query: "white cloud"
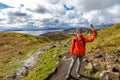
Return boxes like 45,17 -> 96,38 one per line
107,5 -> 120,17
75,0 -> 120,12
82,4 -> 120,24
0,0 -> 120,30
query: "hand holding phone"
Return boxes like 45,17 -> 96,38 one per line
90,24 -> 94,28
90,24 -> 95,30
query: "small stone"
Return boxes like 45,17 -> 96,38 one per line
93,64 -> 104,71
116,58 -> 120,64
85,63 -> 92,70
112,66 -> 120,73
99,72 -> 109,80
94,54 -> 103,58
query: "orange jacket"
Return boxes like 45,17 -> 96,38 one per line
70,30 -> 97,56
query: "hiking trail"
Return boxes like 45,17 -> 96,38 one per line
5,44 -> 52,80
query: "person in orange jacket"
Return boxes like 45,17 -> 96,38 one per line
66,24 -> 97,79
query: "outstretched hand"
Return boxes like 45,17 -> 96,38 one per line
90,24 -> 95,30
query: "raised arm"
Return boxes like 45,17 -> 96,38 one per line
84,24 -> 97,42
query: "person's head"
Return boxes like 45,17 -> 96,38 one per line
76,28 -> 83,37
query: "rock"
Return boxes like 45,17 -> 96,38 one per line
116,58 -> 120,64
51,45 -> 56,48
85,63 -> 93,70
6,72 -> 17,80
99,72 -> 109,80
94,54 -> 103,58
99,71 -> 120,80
22,66 -> 29,77
108,72 -> 119,80
112,66 -> 120,73
62,56 -> 67,60
114,47 -> 120,53
93,64 -> 104,72
84,59 -> 90,63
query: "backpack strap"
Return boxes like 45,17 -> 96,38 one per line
81,35 -> 86,46
73,39 -> 76,44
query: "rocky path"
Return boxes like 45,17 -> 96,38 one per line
5,44 -> 52,80
46,47 -> 120,80
46,54 -> 94,80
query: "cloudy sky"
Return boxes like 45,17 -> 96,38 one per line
0,0 -> 120,29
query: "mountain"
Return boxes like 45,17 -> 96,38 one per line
1,23 -> 114,32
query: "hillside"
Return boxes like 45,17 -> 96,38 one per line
0,31 -> 71,80
0,32 -> 51,79
0,23 -> 120,80
24,23 -> 120,80
46,24 -> 120,80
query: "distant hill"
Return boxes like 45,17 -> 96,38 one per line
1,24 -> 113,32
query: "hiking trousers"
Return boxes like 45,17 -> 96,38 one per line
67,55 -> 84,75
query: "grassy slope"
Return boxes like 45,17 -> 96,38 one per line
0,23 -> 120,79
24,39 -> 71,80
86,23 -> 120,53
0,32 -> 50,77
24,23 -> 120,80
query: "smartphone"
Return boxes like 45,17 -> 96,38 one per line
90,24 -> 94,28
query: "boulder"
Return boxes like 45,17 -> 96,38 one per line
116,58 -> 120,64
108,72 -> 119,80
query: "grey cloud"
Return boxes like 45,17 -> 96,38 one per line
6,11 -> 31,25
35,5 -> 49,14
79,0 -> 120,12
27,3 -> 66,16
27,5 -> 49,14
0,18 -> 6,21
49,0 -> 60,4
7,11 -> 28,17
41,18 -> 60,26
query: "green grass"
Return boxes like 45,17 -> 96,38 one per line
24,48 -> 65,80
0,32 -> 49,78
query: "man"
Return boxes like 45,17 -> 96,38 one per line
66,24 -> 97,79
